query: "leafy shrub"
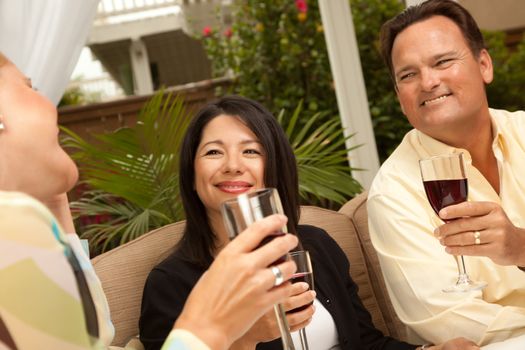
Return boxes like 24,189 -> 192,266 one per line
202,0 -> 525,162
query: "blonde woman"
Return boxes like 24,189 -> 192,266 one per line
0,53 -> 298,350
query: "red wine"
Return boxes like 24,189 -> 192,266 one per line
287,272 -> 314,313
423,179 -> 468,215
257,231 -> 287,265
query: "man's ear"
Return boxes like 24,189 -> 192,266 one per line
478,48 -> 493,84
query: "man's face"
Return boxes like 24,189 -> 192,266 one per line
391,15 -> 493,142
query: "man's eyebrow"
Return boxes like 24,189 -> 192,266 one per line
394,50 -> 458,77
394,64 -> 414,78
432,50 -> 457,61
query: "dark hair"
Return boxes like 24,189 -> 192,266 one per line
380,0 -> 485,84
176,95 -> 300,267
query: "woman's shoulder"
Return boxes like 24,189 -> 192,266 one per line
298,225 -> 347,258
297,224 -> 350,275
0,191 -> 54,222
147,250 -> 206,284
0,191 -> 65,247
297,224 -> 339,248
142,250 -> 207,308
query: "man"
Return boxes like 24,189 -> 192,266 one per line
367,0 -> 525,346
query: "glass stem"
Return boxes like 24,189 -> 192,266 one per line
458,255 -> 467,276
299,328 -> 309,350
274,304 -> 295,350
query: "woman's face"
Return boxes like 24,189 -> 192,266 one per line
194,114 -> 265,221
0,60 -> 78,201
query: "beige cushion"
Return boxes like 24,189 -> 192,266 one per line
93,201 -> 395,346
339,191 -> 408,341
92,221 -> 186,346
300,206 -> 389,336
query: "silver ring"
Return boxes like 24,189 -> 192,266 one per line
271,266 -> 284,286
474,231 -> 481,245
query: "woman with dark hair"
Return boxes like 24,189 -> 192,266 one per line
176,95 -> 300,267
139,95 -> 475,350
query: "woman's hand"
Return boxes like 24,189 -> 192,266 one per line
174,214 -> 299,350
232,281 -> 316,348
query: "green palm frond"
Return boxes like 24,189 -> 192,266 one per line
66,94 -> 362,255
278,101 -> 362,204
62,91 -> 190,254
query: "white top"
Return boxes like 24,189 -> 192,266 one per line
291,298 -> 340,350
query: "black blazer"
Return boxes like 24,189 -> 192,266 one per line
139,225 -> 417,350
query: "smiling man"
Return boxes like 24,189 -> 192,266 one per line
367,0 -> 525,347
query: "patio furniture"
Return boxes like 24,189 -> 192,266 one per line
92,191 -> 407,348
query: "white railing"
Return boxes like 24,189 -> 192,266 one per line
68,74 -> 126,102
97,0 -> 179,18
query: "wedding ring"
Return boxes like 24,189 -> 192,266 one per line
474,231 -> 481,245
271,266 -> 284,287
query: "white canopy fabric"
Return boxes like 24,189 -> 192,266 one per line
0,0 -> 99,105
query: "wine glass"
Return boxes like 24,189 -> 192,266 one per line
221,188 -> 296,350
288,250 -> 314,350
419,153 -> 487,293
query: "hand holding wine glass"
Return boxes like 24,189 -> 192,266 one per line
175,214 -> 299,350
435,200 -> 525,267
419,153 -> 487,293
221,188 -> 298,350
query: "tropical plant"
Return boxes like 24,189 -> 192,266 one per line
59,84 -> 101,107
201,0 -> 408,162
485,31 -> 525,111
202,0 -> 337,125
279,101 -> 361,204
202,0 -> 525,162
62,92 -> 191,254
64,92 -> 361,255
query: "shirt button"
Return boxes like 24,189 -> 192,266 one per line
326,299 -> 331,304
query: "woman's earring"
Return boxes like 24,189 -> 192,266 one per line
0,116 -> 4,131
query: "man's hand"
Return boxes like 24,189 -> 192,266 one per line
430,337 -> 479,350
435,201 -> 525,266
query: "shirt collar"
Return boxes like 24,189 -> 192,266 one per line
489,110 -> 508,162
415,109 -> 508,163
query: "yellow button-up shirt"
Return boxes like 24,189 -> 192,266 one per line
368,108 -> 525,346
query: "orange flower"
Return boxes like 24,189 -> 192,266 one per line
255,22 -> 264,32
297,12 -> 307,22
